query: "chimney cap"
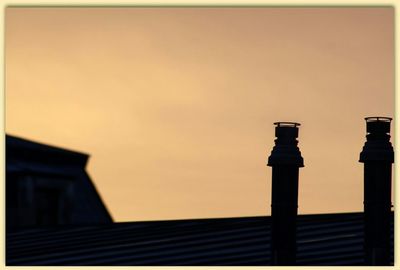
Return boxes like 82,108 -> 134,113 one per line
273,122 -> 301,127
365,117 -> 392,123
360,116 -> 394,163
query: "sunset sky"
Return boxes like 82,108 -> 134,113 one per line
5,7 -> 394,222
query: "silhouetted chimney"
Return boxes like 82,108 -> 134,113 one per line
267,122 -> 304,265
359,117 -> 394,266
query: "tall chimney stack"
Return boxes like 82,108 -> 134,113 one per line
359,117 -> 394,266
267,122 -> 304,265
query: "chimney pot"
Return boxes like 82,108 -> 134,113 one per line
267,121 -> 304,265
359,116 -> 394,266
268,122 -> 304,167
365,117 -> 391,135
360,117 -> 394,163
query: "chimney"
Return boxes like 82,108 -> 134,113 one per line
267,122 -> 304,265
359,117 -> 394,265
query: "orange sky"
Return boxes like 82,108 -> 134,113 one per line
5,7 -> 394,222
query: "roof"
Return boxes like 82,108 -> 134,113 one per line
6,134 -> 89,169
6,212 -> 394,266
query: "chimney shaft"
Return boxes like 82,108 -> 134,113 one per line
267,122 -> 304,266
359,117 -> 394,266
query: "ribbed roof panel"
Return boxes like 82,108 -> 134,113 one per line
6,212 -> 394,266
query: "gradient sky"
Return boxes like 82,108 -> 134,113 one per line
5,7 -> 394,222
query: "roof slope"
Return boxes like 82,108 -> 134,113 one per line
6,134 -> 89,168
6,212 -> 394,266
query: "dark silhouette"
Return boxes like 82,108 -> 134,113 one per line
267,122 -> 304,265
359,117 -> 394,265
6,134 -> 112,230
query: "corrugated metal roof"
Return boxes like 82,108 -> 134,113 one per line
6,212 -> 394,266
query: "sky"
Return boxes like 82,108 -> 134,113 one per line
5,7 -> 394,222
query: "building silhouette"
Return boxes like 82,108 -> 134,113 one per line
5,118 -> 394,266
6,135 -> 112,230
